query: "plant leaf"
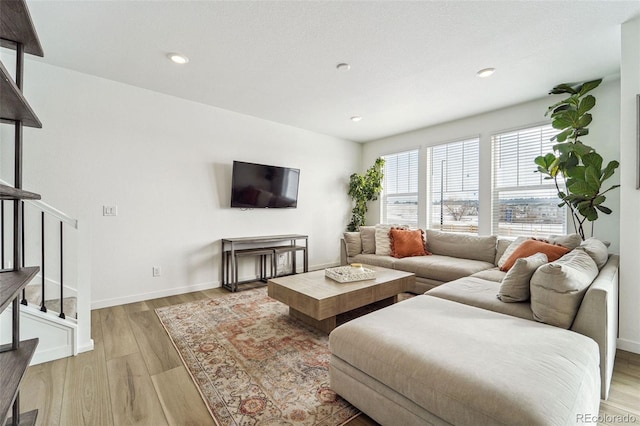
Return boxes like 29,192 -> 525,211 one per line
601,161 -> 620,181
578,95 -> 596,115
581,152 -> 603,171
550,83 -> 578,95
578,79 -> 603,96
596,205 -> 612,214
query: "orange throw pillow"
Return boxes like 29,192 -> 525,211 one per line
390,228 -> 430,258
500,239 -> 570,272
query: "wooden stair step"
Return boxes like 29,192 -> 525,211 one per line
0,0 -> 43,56
0,62 -> 42,128
0,184 -> 40,201
4,409 -> 37,426
0,267 -> 39,313
0,339 -> 39,426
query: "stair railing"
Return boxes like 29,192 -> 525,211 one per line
0,192 -> 78,320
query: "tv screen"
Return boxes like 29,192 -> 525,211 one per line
230,161 -> 300,208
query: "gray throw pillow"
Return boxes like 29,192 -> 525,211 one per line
530,248 -> 598,329
497,252 -> 548,302
343,232 -> 362,257
360,226 -> 376,254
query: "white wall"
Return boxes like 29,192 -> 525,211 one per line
4,60 -> 360,308
619,16 -> 640,354
362,79 -> 621,252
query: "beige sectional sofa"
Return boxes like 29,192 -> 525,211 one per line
331,227 -> 619,425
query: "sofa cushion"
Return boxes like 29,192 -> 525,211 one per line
350,253 -> 398,269
425,230 -> 497,263
580,238 -> 609,269
548,233 -> 582,250
500,239 -> 569,272
494,238 -> 513,266
360,226 -> 376,254
394,255 -> 494,283
530,248 -> 599,329
330,295 -> 600,426
470,267 -> 506,282
426,277 -> 534,321
498,252 -> 548,302
343,232 -> 362,257
390,228 -> 429,258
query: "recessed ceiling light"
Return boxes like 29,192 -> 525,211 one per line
476,67 -> 496,78
350,116 -> 363,122
336,63 -> 351,71
168,53 -> 189,64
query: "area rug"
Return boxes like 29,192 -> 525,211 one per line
155,287 -> 360,426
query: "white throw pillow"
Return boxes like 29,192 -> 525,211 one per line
579,238 -> 609,269
497,236 -> 528,269
530,248 -> 598,329
498,252 -> 548,302
374,224 -> 394,256
547,233 -> 582,250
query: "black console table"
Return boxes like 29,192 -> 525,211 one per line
221,234 -> 308,292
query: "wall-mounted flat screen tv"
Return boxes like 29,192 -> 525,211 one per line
230,161 -> 300,208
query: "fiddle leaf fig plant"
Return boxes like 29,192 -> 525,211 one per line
347,158 -> 385,231
534,78 -> 619,240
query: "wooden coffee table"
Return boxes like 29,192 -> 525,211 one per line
267,265 -> 415,333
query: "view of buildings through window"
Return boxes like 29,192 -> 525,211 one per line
428,138 -> 479,234
492,124 -> 566,237
380,124 -> 566,237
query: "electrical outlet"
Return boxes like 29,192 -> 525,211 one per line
152,266 -> 161,277
103,205 -> 118,216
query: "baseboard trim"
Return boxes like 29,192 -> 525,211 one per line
77,339 -> 94,354
617,338 -> 640,354
91,281 -> 220,310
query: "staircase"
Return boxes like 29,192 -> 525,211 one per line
0,2 -> 84,425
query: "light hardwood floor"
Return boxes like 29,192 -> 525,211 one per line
20,288 -> 640,426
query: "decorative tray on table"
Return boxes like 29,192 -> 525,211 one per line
325,264 -> 376,283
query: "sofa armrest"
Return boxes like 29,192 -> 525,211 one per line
571,254 -> 619,400
340,238 -> 348,266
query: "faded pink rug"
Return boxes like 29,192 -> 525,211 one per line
155,287 -> 360,426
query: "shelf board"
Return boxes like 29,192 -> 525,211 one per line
0,267 -> 39,313
0,339 -> 39,426
0,0 -> 43,57
0,61 -> 41,128
4,409 -> 38,426
0,184 -> 40,201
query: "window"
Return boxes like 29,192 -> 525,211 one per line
381,149 -> 419,227
427,138 -> 479,234
492,124 -> 566,237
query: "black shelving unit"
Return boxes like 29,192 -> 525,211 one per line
0,1 -> 44,424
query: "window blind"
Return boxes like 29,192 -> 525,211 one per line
428,138 -> 479,234
381,149 -> 419,227
491,124 -> 566,237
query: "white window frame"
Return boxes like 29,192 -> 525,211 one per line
426,137 -> 480,234
491,123 -> 567,238
380,149 -> 420,227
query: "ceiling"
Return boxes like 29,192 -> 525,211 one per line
25,1 -> 640,143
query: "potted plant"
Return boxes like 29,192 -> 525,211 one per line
347,158 -> 385,231
535,78 -> 619,240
